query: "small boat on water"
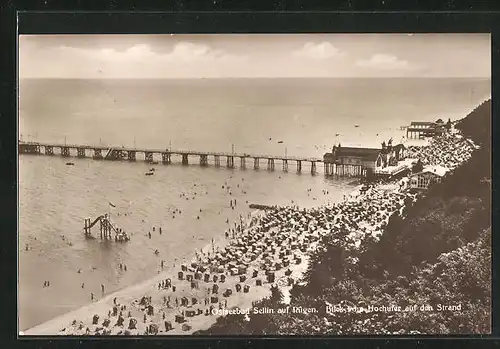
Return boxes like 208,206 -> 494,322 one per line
149,168 -> 156,172
354,125 -> 359,128
65,162 -> 75,166
277,140 -> 283,144
145,172 -> 154,176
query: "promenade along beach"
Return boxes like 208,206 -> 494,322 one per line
19,77 -> 490,335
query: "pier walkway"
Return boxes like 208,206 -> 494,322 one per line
19,140 -> 325,174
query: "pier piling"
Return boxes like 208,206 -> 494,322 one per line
61,147 -> 70,157
254,158 -> 260,170
162,152 -> 171,164
200,154 -> 208,166
267,159 -> 275,171
214,155 -> 220,167
93,149 -> 103,159
77,148 -> 86,158
182,154 -> 189,165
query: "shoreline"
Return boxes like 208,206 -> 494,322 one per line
22,178 -> 387,336
23,209 -> 281,336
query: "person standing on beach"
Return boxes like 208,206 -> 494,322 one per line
101,284 -> 105,294
91,292 -> 94,301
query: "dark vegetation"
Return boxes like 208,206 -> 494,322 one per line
197,100 -> 491,335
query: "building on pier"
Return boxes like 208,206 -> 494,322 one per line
393,143 -> 407,161
406,120 -> 448,139
323,144 -> 381,177
332,145 -> 381,169
323,139 -> 406,177
376,139 -> 406,168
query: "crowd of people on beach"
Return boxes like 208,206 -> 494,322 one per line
59,174 -> 420,335
406,132 -> 476,170
53,129 -> 479,335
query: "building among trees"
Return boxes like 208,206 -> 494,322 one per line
408,165 -> 449,191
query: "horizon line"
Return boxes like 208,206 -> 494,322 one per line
19,76 -> 491,80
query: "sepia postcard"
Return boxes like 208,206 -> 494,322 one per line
18,33 -> 491,336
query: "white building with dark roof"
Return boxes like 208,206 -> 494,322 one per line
408,165 -> 450,191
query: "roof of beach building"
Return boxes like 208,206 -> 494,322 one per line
411,121 -> 436,126
412,165 -> 450,177
324,147 -> 381,162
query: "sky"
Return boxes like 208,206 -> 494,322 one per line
19,34 -> 491,79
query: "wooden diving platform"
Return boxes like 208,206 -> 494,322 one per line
84,214 -> 130,242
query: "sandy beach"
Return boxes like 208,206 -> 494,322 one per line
25,209 -> 313,335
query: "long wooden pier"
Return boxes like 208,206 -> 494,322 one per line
18,140 -> 367,177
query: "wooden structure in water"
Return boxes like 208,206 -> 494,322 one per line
323,145 -> 379,178
322,139 -> 410,179
19,141 -> 323,175
84,214 -> 130,242
406,121 -> 446,139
